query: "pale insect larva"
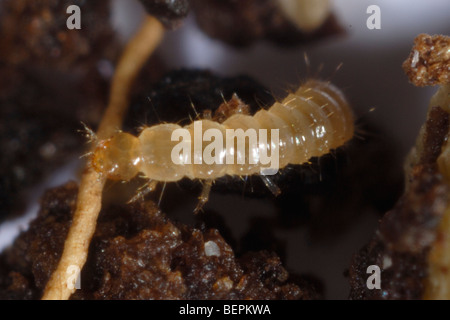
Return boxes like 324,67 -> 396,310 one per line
91,79 -> 354,209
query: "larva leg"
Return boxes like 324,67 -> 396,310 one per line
194,179 -> 213,214
128,179 -> 158,204
79,122 -> 98,144
260,175 -> 281,197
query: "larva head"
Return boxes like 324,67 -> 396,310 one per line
91,132 -> 142,181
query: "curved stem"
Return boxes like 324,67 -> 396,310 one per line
42,15 -> 164,300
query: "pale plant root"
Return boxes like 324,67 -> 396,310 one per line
41,15 -> 164,300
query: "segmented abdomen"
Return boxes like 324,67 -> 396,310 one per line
136,79 -> 353,181
268,79 -> 354,166
91,80 -> 354,182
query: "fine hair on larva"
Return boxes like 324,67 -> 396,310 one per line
90,79 -> 354,210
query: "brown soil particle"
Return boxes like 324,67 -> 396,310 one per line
402,34 -> 450,87
0,0 -> 120,218
0,0 -> 118,70
139,0 -> 190,29
419,107 -> 450,167
349,168 -> 448,300
191,0 -> 342,46
0,182 -> 77,299
349,106 -> 450,300
0,182 -> 316,300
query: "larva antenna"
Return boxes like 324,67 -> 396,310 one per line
79,122 -> 98,144
78,123 -> 98,161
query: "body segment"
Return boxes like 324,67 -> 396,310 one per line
91,80 -> 354,183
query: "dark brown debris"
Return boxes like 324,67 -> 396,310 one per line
0,182 -> 316,300
402,34 -> 450,87
0,0 -> 119,70
191,0 -> 343,47
139,0 -> 343,44
213,94 -> 251,123
125,69 -> 275,132
0,0 -> 121,218
0,182 -> 77,299
349,168 -> 448,300
349,106 -> 450,300
419,106 -> 450,168
139,0 -> 191,29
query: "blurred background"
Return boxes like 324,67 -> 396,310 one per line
1,0 -> 449,299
